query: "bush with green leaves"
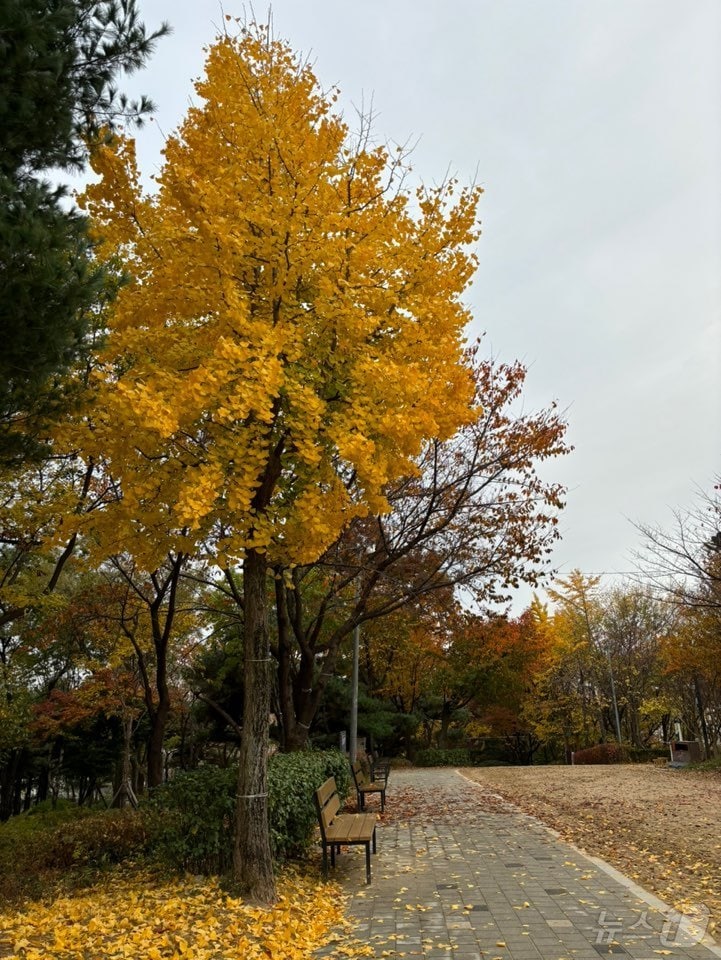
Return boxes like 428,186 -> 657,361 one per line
625,746 -> 669,763
147,749 -> 350,873
267,748 -> 349,860
414,748 -> 472,767
147,765 -> 236,874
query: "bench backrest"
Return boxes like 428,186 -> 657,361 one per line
350,759 -> 368,788
314,776 -> 341,840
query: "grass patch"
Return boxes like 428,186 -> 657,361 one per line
686,755 -> 721,774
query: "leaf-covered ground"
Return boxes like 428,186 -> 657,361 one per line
4,766 -> 719,958
463,764 -> 721,936
0,865 -> 369,960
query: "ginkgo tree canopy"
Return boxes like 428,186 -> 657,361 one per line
72,25 -> 481,570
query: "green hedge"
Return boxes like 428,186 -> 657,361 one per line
414,748 -> 472,767
147,765 -> 236,874
625,746 -> 669,763
147,749 -> 350,874
268,749 -> 349,860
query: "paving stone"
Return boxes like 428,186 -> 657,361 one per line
316,769 -> 721,960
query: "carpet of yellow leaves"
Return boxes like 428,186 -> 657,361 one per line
0,865 -> 367,960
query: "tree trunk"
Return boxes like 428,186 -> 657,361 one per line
36,745 -> 51,804
275,576 -> 296,752
283,719 -> 310,752
233,548 -> 275,902
694,674 -> 712,759
0,749 -> 22,820
274,575 -> 315,753
284,651 -> 316,751
438,702 -> 453,749
147,694 -> 170,788
146,559 -> 182,788
628,697 -> 643,749
112,716 -> 139,808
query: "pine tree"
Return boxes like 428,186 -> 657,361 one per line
0,0 -> 168,462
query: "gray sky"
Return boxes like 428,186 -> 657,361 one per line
112,1 -> 721,608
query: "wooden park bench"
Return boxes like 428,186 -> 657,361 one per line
350,758 -> 387,812
369,750 -> 391,785
314,776 -> 377,884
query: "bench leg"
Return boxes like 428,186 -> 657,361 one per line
330,843 -> 337,867
322,843 -> 329,878
365,841 -> 371,884
380,790 -> 385,813
372,827 -> 377,854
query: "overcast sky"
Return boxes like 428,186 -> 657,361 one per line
108,1 -> 721,608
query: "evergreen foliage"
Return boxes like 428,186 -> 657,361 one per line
147,750 -> 350,874
0,0 -> 168,461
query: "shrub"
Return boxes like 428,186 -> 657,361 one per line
572,743 -> 628,765
0,801 -> 85,892
45,808 -> 149,867
0,804 -> 148,902
625,746 -> 669,763
414,748 -> 472,767
147,749 -> 351,873
387,756 -> 412,769
147,766 -> 236,874
0,798 -> 90,846
268,749 -> 350,860
1,804 -> 147,871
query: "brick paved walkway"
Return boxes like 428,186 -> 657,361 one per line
316,768 -> 721,960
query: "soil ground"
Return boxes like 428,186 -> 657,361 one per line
461,764 -> 721,936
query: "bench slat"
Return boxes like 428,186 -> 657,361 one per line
314,776 -> 377,884
316,777 -> 337,808
327,813 -> 376,842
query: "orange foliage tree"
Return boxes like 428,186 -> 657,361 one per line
268,353 -> 569,751
362,600 -> 548,759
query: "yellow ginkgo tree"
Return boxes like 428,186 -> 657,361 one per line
71,23 -> 481,900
